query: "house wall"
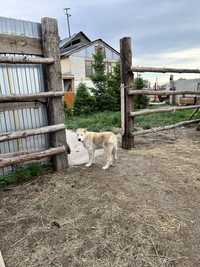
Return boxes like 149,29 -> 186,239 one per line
61,40 -> 120,93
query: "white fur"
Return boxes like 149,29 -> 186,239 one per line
76,129 -> 118,170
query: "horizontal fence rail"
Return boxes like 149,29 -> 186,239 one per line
0,124 -> 65,142
0,16 -> 68,174
132,119 -> 200,136
0,91 -> 64,103
120,36 -> 200,149
0,146 -> 66,168
129,89 -> 200,96
132,66 -> 200,74
0,55 -> 54,64
131,104 -> 200,117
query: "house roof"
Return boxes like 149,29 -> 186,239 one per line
59,31 -> 91,49
60,38 -> 120,58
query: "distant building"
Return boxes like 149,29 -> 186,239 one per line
60,32 -> 120,93
164,78 -> 200,105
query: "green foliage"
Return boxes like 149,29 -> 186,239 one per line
73,83 -> 96,115
90,49 -> 117,112
134,77 -> 149,109
65,111 -> 121,132
107,62 -> 121,111
65,108 -> 200,132
0,163 -> 52,188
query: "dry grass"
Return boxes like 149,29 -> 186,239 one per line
0,127 -> 200,267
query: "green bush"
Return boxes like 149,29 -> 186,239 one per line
73,83 -> 96,115
133,77 -> 149,109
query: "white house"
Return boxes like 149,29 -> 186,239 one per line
60,32 -> 120,93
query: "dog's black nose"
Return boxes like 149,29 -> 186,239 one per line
78,138 -> 81,142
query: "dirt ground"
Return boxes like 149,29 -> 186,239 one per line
1,127 -> 200,267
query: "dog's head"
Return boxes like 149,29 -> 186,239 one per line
76,128 -> 87,142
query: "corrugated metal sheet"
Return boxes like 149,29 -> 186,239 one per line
0,17 -> 49,176
0,16 -> 41,38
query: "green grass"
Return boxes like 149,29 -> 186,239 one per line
65,111 -> 121,132
0,163 -> 52,188
65,108 -> 200,132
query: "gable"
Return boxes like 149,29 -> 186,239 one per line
62,39 -> 120,61
60,31 -> 91,50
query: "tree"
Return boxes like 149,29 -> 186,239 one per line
90,49 -> 115,111
107,62 -> 121,111
73,83 -> 96,115
133,77 -> 149,109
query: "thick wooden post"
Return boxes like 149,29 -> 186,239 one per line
120,37 -> 134,149
41,17 -> 68,171
170,75 -> 176,105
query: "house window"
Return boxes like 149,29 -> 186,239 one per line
85,60 -> 93,77
63,79 -> 73,91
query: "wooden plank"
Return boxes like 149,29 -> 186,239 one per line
130,104 -> 200,117
129,89 -> 200,96
0,124 -> 65,142
0,34 -> 42,55
41,17 -> 68,170
0,91 -> 64,103
132,119 -> 200,136
121,84 -> 125,135
120,37 -> 134,149
0,55 -> 54,64
0,146 -> 66,168
132,66 -> 200,74
170,74 -> 176,105
0,250 -> 6,267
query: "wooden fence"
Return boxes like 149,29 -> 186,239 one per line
0,17 -> 68,173
120,37 -> 200,149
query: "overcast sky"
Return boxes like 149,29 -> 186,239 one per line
1,0 -> 200,84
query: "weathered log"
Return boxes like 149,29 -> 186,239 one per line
132,119 -> 200,136
0,91 -> 64,103
129,89 -> 200,96
41,17 -> 68,170
132,66 -> 200,74
130,104 -> 200,117
0,33 -> 43,55
0,124 -> 65,142
0,55 -> 54,64
0,146 -> 66,168
120,37 -> 134,149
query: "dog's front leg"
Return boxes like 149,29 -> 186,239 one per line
85,148 -> 94,167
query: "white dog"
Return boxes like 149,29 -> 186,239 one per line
76,129 -> 118,170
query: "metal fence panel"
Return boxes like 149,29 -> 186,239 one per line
0,17 -> 49,176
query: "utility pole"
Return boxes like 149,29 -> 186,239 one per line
64,8 -> 71,38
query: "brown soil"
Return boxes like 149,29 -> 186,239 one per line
1,127 -> 200,267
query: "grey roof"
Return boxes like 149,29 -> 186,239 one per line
60,38 -> 120,58
59,31 -> 91,49
59,33 -> 77,48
